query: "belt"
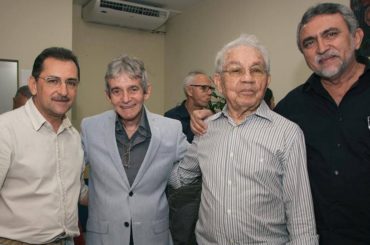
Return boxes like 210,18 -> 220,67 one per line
0,237 -> 70,245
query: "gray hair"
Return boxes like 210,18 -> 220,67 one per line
214,34 -> 270,74
183,70 -> 209,94
297,3 -> 359,52
105,55 -> 149,93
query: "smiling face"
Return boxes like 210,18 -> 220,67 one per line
28,57 -> 78,123
299,13 -> 363,81
106,73 -> 151,125
214,45 -> 270,120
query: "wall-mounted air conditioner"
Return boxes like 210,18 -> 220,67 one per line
82,0 -> 170,32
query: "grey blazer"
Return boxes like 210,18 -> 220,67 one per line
81,109 -> 189,245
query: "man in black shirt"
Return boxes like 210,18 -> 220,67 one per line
275,3 -> 370,245
165,71 -> 213,143
165,71 -> 213,245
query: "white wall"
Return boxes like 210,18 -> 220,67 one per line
164,0 -> 348,109
0,0 -> 73,69
0,0 -> 72,113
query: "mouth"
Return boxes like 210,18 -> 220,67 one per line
316,52 -> 339,65
240,89 -> 255,95
119,104 -> 136,110
52,97 -> 70,103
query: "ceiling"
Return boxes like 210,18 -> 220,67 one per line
74,0 -> 202,13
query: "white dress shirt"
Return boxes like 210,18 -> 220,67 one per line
0,99 -> 84,244
170,102 -> 318,245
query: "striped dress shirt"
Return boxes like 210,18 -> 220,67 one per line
169,102 -> 318,245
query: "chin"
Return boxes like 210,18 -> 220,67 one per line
318,68 -> 340,79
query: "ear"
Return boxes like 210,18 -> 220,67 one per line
267,74 -> 271,87
144,83 -> 152,101
213,73 -> 224,96
28,77 -> 37,96
105,90 -> 112,103
354,27 -> 364,50
185,85 -> 193,97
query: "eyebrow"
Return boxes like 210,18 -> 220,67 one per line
302,27 -> 340,44
224,61 -> 264,67
322,27 -> 340,36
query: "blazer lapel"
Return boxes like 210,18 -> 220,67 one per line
131,110 -> 160,189
104,111 -> 130,187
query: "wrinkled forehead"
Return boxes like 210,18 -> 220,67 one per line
300,13 -> 347,38
193,74 -> 212,84
224,46 -> 265,67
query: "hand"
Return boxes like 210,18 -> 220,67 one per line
190,109 -> 214,136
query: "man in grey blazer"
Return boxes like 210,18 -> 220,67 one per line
81,55 -> 189,245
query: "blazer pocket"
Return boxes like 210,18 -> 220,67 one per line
86,219 -> 109,234
152,217 -> 169,234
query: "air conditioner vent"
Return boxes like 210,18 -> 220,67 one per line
100,0 -> 166,17
82,0 -> 170,32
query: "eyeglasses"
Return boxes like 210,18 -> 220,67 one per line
122,143 -> 131,168
222,65 -> 267,79
189,84 -> 215,92
38,76 -> 80,89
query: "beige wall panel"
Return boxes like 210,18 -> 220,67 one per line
72,4 -> 165,128
164,0 -> 348,109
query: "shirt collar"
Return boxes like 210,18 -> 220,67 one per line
209,100 -> 273,125
25,98 -> 72,132
178,100 -> 190,119
115,108 -> 151,138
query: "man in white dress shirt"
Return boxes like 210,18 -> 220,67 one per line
0,47 -> 84,245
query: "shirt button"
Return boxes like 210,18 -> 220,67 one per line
228,180 -> 232,185
337,143 -> 341,148
124,222 -> 130,227
338,117 -> 343,122
334,170 -> 339,176
230,152 -> 234,158
129,191 -> 134,197
227,209 -> 231,214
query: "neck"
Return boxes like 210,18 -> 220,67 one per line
49,118 -> 64,132
185,99 -> 204,114
321,61 -> 365,105
227,103 -> 259,125
120,114 -> 142,139
32,98 -> 64,133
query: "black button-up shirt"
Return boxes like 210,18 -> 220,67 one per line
275,56 -> 370,245
115,109 -> 151,186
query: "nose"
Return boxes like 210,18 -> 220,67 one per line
240,70 -> 254,83
57,81 -> 68,96
316,37 -> 329,54
121,91 -> 131,103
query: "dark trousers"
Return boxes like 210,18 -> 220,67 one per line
167,180 -> 202,245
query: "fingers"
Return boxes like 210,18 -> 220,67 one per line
190,109 -> 213,135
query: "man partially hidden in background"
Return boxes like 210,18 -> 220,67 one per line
164,71 -> 213,245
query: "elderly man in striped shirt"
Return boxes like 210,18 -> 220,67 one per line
169,34 -> 318,245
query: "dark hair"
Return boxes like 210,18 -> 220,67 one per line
297,3 -> 359,52
15,85 -> 32,98
264,88 -> 273,107
31,47 -> 80,80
